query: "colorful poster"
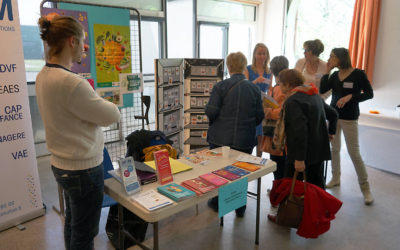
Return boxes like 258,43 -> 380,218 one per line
119,73 -> 143,93
94,24 -> 131,84
96,86 -> 121,107
41,8 -> 91,78
0,0 -> 44,231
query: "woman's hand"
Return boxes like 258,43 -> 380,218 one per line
336,94 -> 352,108
254,76 -> 271,84
295,160 -> 306,172
326,61 -> 335,74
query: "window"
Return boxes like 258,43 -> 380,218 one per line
130,18 -> 163,125
228,23 -> 255,64
131,19 -> 161,78
18,0 -> 47,82
64,0 -> 163,12
167,0 -> 194,58
199,22 -> 228,59
196,0 -> 257,76
284,0 -> 355,66
197,0 -> 256,22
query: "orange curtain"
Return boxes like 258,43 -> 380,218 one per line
348,0 -> 381,82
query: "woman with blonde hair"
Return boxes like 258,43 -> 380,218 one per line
244,43 -> 273,156
206,51 -> 264,217
36,16 -> 120,249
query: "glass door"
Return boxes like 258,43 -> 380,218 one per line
198,22 -> 228,59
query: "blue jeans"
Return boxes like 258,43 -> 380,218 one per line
52,163 -> 104,250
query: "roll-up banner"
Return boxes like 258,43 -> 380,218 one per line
0,0 -> 45,231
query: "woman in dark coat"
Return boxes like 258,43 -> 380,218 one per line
205,52 -> 264,217
278,69 -> 337,189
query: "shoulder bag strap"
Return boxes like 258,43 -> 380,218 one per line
223,79 -> 246,102
289,171 -> 307,200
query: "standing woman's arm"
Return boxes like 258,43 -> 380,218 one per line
351,70 -> 374,103
320,73 -> 334,94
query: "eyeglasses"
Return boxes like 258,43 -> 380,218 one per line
303,48 -> 311,52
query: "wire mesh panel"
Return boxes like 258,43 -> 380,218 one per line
104,19 -> 143,162
130,20 -> 141,74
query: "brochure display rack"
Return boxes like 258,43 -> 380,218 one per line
154,59 -> 224,155
154,59 -> 185,154
183,59 -> 224,155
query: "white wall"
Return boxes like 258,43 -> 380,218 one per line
256,0 -> 286,58
362,0 -> 400,111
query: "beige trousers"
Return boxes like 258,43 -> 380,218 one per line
331,119 -> 369,184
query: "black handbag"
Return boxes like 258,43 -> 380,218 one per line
263,119 -> 276,137
105,204 -> 148,249
276,171 -> 306,229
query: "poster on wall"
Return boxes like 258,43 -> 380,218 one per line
119,73 -> 143,93
41,8 -> 91,78
0,0 -> 44,231
93,24 -> 132,84
96,86 -> 122,107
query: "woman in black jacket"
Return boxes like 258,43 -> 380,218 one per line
278,69 -> 337,189
205,52 -> 264,217
320,48 -> 374,205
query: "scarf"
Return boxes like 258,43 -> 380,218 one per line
272,83 -> 319,151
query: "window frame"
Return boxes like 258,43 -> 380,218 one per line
197,21 -> 229,60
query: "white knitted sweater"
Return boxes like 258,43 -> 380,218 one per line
36,66 -> 120,170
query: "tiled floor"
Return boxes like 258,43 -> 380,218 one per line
0,149 -> 399,250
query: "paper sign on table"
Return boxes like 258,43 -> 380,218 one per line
218,178 -> 248,218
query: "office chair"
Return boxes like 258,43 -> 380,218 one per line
102,147 -> 117,208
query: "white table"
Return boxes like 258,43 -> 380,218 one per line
358,109 -> 400,174
104,148 -> 276,249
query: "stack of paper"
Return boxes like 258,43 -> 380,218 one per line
181,177 -> 217,195
223,165 -> 250,177
212,169 -> 240,181
145,158 -> 193,174
199,173 -> 229,186
236,155 -> 268,165
232,161 -> 261,172
157,183 -> 196,202
133,190 -> 174,211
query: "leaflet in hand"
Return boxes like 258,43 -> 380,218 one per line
262,92 -> 279,108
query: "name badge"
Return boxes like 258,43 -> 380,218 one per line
343,82 -> 353,88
